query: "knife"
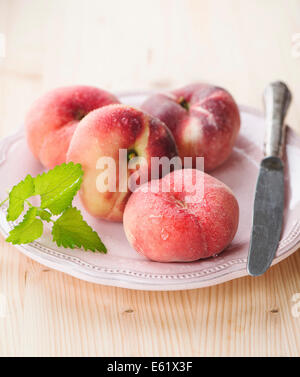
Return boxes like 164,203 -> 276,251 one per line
247,81 -> 292,277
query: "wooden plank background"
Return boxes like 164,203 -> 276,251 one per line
0,0 -> 300,356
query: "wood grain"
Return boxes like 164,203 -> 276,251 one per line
0,0 -> 300,356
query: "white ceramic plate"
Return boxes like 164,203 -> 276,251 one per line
0,92 -> 300,291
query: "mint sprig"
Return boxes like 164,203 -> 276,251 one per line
6,207 -> 43,244
52,207 -> 107,252
7,174 -> 35,221
34,163 -> 83,215
0,162 -> 107,254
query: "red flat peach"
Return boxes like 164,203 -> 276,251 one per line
141,83 -> 241,172
26,86 -> 120,169
67,104 -> 178,222
123,169 -> 239,262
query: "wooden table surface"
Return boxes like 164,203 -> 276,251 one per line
0,0 -> 300,357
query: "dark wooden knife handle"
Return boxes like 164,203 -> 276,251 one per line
264,81 -> 292,158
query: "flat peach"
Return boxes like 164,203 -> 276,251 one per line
124,169 -> 239,262
26,86 -> 120,168
67,104 -> 178,221
142,83 -> 241,171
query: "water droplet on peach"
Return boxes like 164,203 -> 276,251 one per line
161,228 -> 169,241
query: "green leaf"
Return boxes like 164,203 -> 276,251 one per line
37,209 -> 52,223
6,207 -> 43,244
34,162 -> 83,215
52,207 -> 107,253
7,175 -> 35,221
4,162 -> 107,254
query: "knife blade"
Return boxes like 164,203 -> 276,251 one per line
247,81 -> 292,277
